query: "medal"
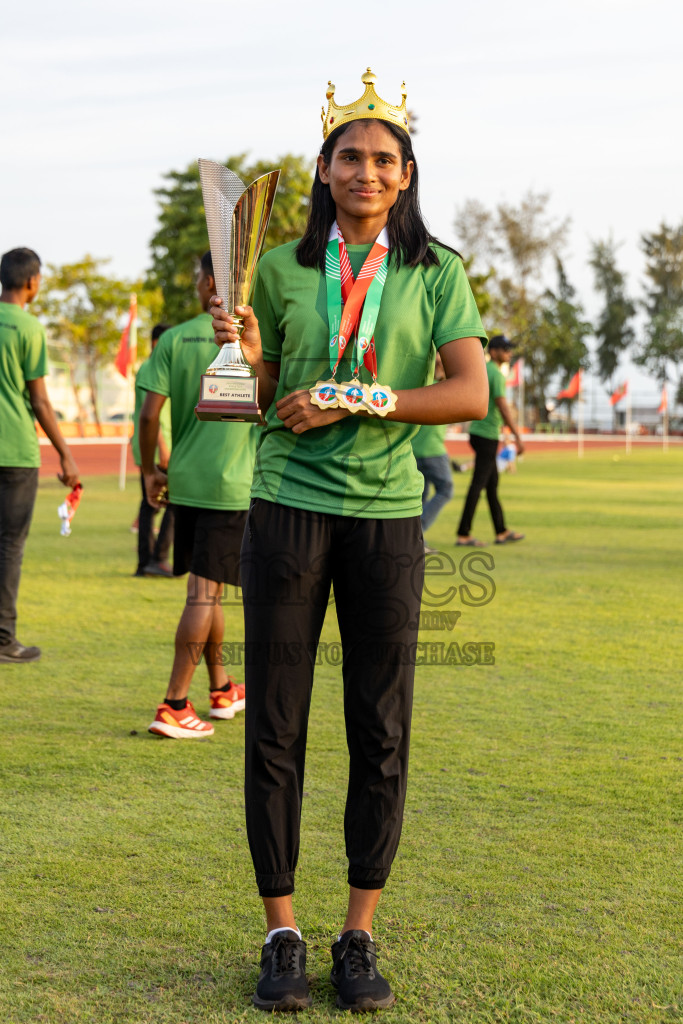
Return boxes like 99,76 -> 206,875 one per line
365,382 -> 398,417
337,379 -> 369,413
309,379 -> 340,409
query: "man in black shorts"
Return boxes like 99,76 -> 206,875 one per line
139,252 -> 257,737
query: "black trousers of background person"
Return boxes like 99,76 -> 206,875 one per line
241,498 -> 424,899
0,467 -> 39,644
457,434 -> 506,537
137,470 -> 174,573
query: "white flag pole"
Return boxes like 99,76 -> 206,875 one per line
518,358 -> 525,432
577,373 -> 584,459
118,293 -> 137,491
625,383 -> 632,455
118,374 -> 133,491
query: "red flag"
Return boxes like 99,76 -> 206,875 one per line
506,359 -> 522,388
658,386 -> 668,414
58,482 -> 83,537
609,381 -> 628,406
557,370 -> 582,400
115,294 -> 138,379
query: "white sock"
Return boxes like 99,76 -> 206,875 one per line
266,925 -> 302,945
339,929 -> 372,941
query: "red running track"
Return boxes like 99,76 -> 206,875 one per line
39,440 -> 137,479
38,434 -> 679,479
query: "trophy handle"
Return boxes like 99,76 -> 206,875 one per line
230,171 -> 281,311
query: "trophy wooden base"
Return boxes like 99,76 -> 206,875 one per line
195,373 -> 262,423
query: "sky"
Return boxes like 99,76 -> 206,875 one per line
2,0 -> 682,420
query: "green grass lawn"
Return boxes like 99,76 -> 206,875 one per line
1,449 -> 682,1023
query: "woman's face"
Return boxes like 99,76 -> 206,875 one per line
317,120 -> 413,229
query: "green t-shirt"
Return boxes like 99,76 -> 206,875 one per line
251,241 -> 486,519
411,423 -> 449,459
141,313 -> 257,510
469,359 -> 506,440
131,356 -> 172,467
0,302 -> 49,467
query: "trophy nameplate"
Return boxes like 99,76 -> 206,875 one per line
196,374 -> 261,423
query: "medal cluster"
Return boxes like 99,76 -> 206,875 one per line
310,378 -> 397,417
312,221 -> 398,419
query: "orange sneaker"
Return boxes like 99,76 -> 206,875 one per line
209,680 -> 246,720
148,700 -> 214,739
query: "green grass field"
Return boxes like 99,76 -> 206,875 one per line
2,449 -> 682,1023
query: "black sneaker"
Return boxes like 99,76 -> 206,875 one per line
0,639 -> 41,664
143,560 -> 174,577
252,930 -> 312,1012
330,930 -> 395,1012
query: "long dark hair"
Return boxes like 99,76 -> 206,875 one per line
296,120 -> 452,271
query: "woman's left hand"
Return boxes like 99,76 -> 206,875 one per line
276,390 -> 349,433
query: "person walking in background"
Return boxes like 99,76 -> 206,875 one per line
0,247 -> 80,663
412,354 -> 454,548
456,334 -> 525,547
413,422 -> 453,547
131,322 -> 175,577
140,252 -> 257,738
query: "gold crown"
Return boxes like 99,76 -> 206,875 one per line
321,68 -> 409,140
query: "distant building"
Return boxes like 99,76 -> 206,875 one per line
616,405 -> 661,433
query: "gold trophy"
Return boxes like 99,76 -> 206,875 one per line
195,160 -> 280,422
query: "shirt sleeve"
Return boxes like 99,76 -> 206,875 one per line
21,323 -> 49,382
140,332 -> 172,397
251,258 -> 284,363
490,364 -> 506,400
430,252 -> 488,350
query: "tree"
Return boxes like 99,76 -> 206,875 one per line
588,238 -> 636,429
524,259 -> 591,424
455,191 -> 573,422
497,192 -> 570,293
148,154 -> 313,324
33,257 -> 161,434
635,221 -> 683,397
455,191 -> 569,294
589,237 -> 636,385
462,257 -> 495,323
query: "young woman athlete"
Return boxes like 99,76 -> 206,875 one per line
211,69 -> 489,1012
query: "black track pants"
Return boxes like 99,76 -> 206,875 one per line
457,434 -> 506,537
241,499 -> 424,898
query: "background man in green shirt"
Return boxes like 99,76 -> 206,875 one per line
0,247 -> 79,663
139,252 -> 257,738
131,322 -> 174,577
456,334 -> 525,546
